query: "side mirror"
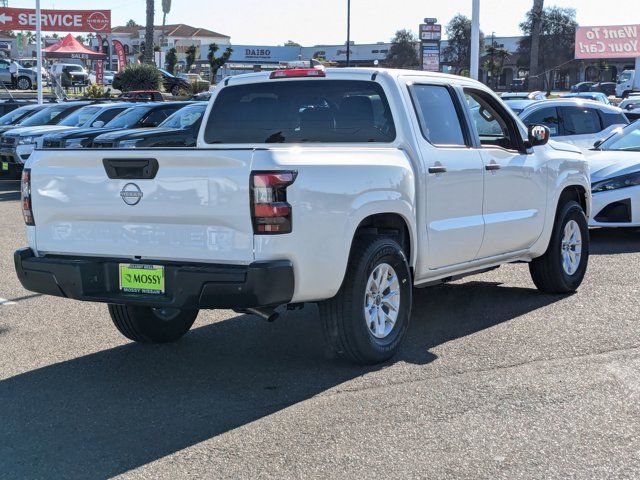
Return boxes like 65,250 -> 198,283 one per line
527,124 -> 550,147
92,120 -> 104,128
625,103 -> 636,110
593,139 -> 605,149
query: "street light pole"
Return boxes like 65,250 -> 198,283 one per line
470,0 -> 480,80
35,0 -> 43,104
346,0 -> 351,67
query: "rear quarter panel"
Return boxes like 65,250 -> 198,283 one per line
251,147 -> 416,303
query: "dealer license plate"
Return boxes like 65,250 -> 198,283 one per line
119,264 -> 165,295
1,162 -> 8,171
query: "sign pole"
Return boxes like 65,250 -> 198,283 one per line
35,0 -> 43,104
346,0 -> 351,67
470,0 -> 480,80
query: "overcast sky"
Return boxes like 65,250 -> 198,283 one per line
10,0 -> 637,45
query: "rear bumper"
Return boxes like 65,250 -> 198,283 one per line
14,248 -> 295,309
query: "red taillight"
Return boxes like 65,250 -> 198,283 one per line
269,68 -> 326,79
21,168 -> 34,226
251,171 -> 296,234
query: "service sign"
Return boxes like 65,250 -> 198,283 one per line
575,24 -> 639,59
420,23 -> 442,41
422,43 -> 440,72
0,8 -> 111,33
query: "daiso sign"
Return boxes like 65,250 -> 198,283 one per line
575,24 -> 640,59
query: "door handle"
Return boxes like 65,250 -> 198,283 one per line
485,163 -> 501,171
428,165 -> 447,174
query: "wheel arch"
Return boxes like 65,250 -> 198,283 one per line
350,212 -> 415,275
557,184 -> 589,218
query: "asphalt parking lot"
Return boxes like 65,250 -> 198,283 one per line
0,179 -> 639,479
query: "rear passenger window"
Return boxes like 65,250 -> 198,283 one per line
523,107 -> 560,135
144,108 -> 176,127
96,108 -> 128,124
205,80 -> 396,144
599,110 -> 629,128
560,107 -> 602,135
411,85 -> 466,146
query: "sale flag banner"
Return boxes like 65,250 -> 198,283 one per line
113,40 -> 126,72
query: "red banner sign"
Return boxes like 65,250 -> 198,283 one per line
113,40 -> 126,72
0,8 -> 111,33
95,59 -> 104,85
575,24 -> 640,59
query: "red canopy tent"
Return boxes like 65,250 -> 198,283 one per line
42,34 -> 106,60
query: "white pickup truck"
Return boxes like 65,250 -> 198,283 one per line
14,68 -> 591,364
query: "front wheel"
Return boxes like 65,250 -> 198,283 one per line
529,200 -> 589,293
171,85 -> 181,96
108,304 -> 198,343
16,76 -> 32,90
320,236 -> 412,365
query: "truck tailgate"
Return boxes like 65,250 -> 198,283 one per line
28,149 -> 255,264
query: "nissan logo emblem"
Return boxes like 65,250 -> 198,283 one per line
120,183 -> 143,206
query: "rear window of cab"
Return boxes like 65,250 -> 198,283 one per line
204,80 -> 396,144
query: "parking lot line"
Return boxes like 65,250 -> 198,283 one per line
0,294 -> 41,305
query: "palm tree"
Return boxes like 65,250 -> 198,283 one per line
143,0 -> 154,63
528,0 -> 544,91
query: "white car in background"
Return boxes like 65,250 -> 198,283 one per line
619,93 -> 640,122
88,70 -> 116,86
589,121 -> 640,227
519,99 -> 629,151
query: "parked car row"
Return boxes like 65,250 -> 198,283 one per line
0,99 -> 206,178
505,92 -> 640,231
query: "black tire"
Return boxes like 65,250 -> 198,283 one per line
320,236 -> 412,365
622,90 -> 630,99
171,85 -> 181,96
16,76 -> 32,90
529,200 -> 589,293
108,304 -> 198,343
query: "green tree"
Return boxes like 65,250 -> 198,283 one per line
385,29 -> 419,69
517,6 -> 577,92
207,43 -> 233,84
75,35 -> 86,44
143,0 -> 155,63
484,43 -> 511,89
284,40 -> 301,47
165,47 -> 178,74
185,45 -> 197,72
126,19 -> 140,27
442,14 -> 485,75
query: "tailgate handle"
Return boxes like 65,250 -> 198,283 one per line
103,158 -> 159,180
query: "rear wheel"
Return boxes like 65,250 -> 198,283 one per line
108,304 -> 198,343
529,200 -> 589,293
320,236 -> 412,365
171,85 -> 181,96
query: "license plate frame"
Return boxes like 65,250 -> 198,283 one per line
118,264 -> 165,295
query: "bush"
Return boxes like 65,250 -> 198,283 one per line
112,63 -> 162,92
85,83 -> 107,98
190,80 -> 210,95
